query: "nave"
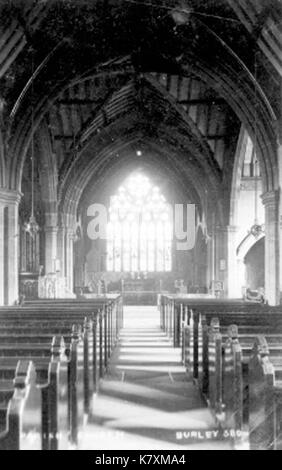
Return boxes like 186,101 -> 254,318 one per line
81,306 -> 230,450
0,0 -> 282,452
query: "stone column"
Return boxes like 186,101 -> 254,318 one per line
214,226 -> 228,297
0,203 -> 4,304
206,230 -> 215,293
44,226 -> 58,274
278,133 -> 282,301
262,191 -> 280,306
65,228 -> 74,292
57,224 -> 66,278
0,189 -> 21,305
44,204 -> 58,275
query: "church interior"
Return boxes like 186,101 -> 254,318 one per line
0,0 -> 282,451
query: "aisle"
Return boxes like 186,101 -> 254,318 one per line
80,306 -> 231,450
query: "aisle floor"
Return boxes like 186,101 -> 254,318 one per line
80,306 -> 232,450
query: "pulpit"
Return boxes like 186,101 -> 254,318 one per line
19,272 -> 39,300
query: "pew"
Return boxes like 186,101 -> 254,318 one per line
0,329 -> 82,449
159,293 -> 282,350
0,335 -> 69,449
196,320 -> 282,450
249,336 -> 282,450
0,313 -> 108,395
0,296 -> 123,449
162,295 -> 282,450
220,333 -> 282,450
183,309 -> 282,380
0,361 -> 41,450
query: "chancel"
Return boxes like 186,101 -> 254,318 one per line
0,0 -> 282,451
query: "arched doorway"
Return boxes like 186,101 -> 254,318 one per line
244,237 -> 265,291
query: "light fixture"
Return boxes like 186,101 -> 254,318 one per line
249,52 -> 264,240
171,2 -> 192,25
24,49 -> 40,239
250,223 -> 264,239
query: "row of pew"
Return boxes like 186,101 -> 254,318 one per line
159,294 -> 282,450
0,295 -> 123,450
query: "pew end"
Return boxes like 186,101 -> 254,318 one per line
0,361 -> 41,450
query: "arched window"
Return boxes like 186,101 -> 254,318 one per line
107,173 -> 172,272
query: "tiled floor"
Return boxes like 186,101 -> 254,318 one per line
80,306 -> 232,450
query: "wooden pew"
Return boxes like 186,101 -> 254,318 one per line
161,294 -> 282,353
0,296 -> 123,449
0,335 -> 69,449
0,313 -> 106,393
202,324 -> 282,450
0,302 -> 118,375
0,306 -> 116,388
0,361 -> 41,450
0,329 -> 82,448
184,310 -> 282,380
0,314 -> 116,444
248,336 -> 282,450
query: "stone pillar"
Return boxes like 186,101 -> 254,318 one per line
278,136 -> 282,301
206,230 -> 215,292
0,204 -> 4,305
57,224 -> 66,278
44,226 -> 58,274
65,228 -> 74,292
0,189 -> 21,305
262,191 -> 280,306
214,226 -> 228,297
44,205 -> 58,275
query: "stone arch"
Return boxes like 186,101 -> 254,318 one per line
237,233 -> 265,294
7,34 -> 278,197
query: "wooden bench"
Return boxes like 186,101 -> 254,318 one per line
218,333 -> 282,450
0,301 -> 121,378
0,335 -> 69,450
0,328 -> 82,448
0,340 -> 69,450
248,336 -> 282,450
159,294 -> 282,348
182,309 -> 282,380
0,314 -> 105,395
196,321 -> 282,450
0,360 -> 41,450
0,296 -> 123,449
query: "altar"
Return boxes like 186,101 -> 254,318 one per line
122,279 -> 159,305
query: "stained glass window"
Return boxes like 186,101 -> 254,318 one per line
107,173 -> 172,272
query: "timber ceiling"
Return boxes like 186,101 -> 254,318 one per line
0,0 -> 281,216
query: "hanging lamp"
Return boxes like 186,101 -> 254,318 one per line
24,49 -> 40,239
249,52 -> 264,240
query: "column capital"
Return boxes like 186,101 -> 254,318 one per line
66,228 -> 76,239
0,189 -> 22,205
261,190 -> 279,207
61,212 -> 76,229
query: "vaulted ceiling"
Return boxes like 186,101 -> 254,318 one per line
0,0 -> 281,224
